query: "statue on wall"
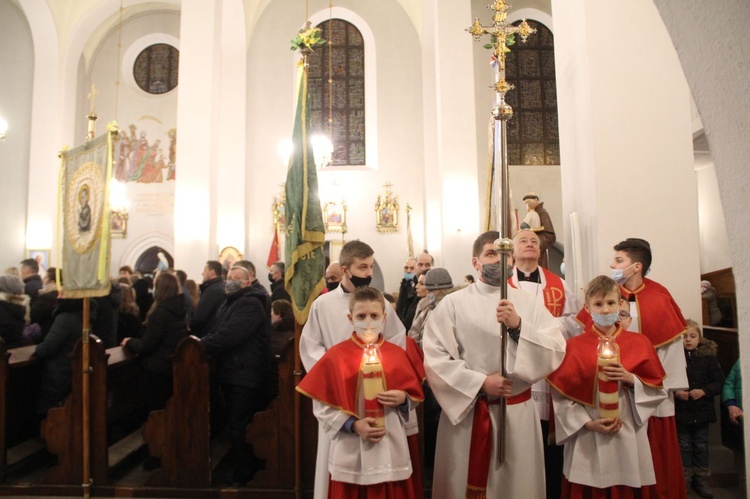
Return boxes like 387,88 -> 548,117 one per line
522,192 -> 556,269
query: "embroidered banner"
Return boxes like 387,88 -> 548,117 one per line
59,128 -> 117,297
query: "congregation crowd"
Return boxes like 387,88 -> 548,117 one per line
0,229 -> 744,498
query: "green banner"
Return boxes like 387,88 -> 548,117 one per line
284,63 -> 326,324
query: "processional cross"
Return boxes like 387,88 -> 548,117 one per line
466,0 -> 535,465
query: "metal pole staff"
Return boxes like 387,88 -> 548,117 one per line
467,0 -> 535,464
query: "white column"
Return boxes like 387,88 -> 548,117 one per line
20,0 -> 60,258
173,0 -> 221,279
215,0 -> 247,253
423,0 -> 480,274
553,0 -> 701,319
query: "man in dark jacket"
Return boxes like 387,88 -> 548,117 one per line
20,258 -> 43,303
190,260 -> 225,337
268,261 -> 290,303
201,265 -> 275,486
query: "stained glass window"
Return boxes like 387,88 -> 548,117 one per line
308,20 -> 366,166
133,44 -> 179,95
505,21 -> 559,165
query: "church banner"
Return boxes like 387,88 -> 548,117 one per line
59,128 -> 117,297
284,64 -> 326,324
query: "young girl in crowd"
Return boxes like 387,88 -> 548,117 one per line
675,319 -> 724,498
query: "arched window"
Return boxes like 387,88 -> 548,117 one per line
308,19 -> 365,166
505,20 -> 559,165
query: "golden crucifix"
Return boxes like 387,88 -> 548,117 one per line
466,0 -> 535,465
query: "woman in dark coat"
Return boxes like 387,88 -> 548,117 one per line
121,272 -> 188,471
121,272 -> 188,412
34,298 -> 91,416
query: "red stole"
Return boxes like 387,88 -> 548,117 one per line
508,267 -> 566,317
576,278 -> 687,347
547,325 -> 665,407
296,333 -> 425,417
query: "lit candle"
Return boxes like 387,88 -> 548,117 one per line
361,343 -> 386,428
596,336 -> 620,420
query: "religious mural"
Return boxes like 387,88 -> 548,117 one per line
114,124 -> 176,183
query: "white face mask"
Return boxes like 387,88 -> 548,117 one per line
353,319 -> 384,343
610,263 -> 637,285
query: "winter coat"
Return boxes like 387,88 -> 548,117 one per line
34,299 -> 94,415
0,292 -> 30,348
23,274 -> 43,302
124,294 -> 188,374
201,285 -> 275,393
30,289 -> 58,340
675,338 -> 724,425
270,279 -> 290,303
270,315 -> 294,357
189,277 -> 225,337
722,359 -> 742,409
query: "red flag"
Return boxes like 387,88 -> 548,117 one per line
267,229 -> 280,269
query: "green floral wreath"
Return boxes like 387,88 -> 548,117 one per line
291,26 -> 326,51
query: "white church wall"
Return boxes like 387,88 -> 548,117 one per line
0,1 -> 34,269
87,11 -> 180,273
246,0 -> 424,293
696,162 -> 732,273
554,0 -> 701,321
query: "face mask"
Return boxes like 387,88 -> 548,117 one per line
592,312 -> 619,328
326,280 -> 339,292
225,279 -> 243,294
610,263 -> 637,285
353,319 -> 383,343
560,262 -> 566,277
267,273 -> 275,282
481,263 -> 505,287
348,273 -> 372,289
403,272 -> 415,281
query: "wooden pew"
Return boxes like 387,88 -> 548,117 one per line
40,336 -> 109,485
142,336 -> 211,488
1,342 -> 43,483
38,336 -> 145,485
245,337 -> 318,492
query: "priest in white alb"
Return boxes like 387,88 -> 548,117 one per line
423,231 -> 566,498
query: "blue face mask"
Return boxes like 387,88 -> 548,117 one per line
559,262 -> 565,277
592,312 -> 620,328
610,263 -> 637,285
403,272 -> 415,281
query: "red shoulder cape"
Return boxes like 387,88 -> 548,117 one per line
576,278 -> 687,347
547,325 -> 665,406
296,333 -> 425,417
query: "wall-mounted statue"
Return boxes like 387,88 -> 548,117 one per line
522,192 -> 556,269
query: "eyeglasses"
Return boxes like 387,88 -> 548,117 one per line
618,311 -> 631,319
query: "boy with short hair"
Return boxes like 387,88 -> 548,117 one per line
297,287 -> 424,497
549,275 -> 667,495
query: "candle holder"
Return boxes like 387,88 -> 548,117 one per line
361,343 -> 385,428
596,335 -> 620,419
